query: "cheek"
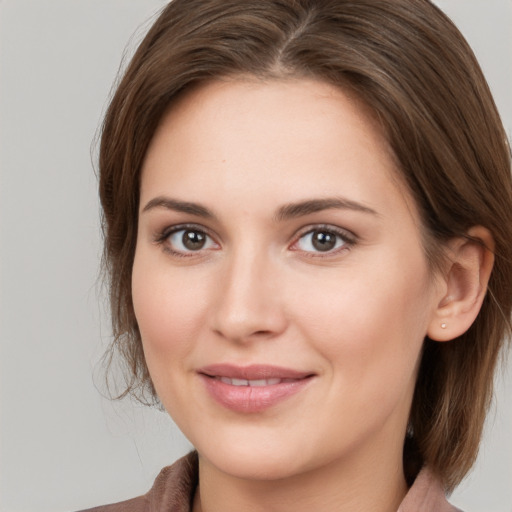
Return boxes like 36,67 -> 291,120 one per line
291,253 -> 432,389
131,250 -> 207,362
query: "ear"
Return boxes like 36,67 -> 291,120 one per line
427,226 -> 495,342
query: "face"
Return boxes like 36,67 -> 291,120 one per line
133,78 -> 442,481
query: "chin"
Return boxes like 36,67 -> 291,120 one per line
191,430 -> 313,481
201,447 -> 302,481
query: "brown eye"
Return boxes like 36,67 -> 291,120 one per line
167,228 -> 216,253
295,228 -> 349,254
311,231 -> 337,251
182,230 -> 206,250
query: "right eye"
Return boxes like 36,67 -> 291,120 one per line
164,227 -> 218,255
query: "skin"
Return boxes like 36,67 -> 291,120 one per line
132,78 -> 449,512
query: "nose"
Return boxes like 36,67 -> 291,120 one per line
209,249 -> 288,343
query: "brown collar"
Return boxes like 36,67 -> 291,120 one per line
80,452 -> 462,512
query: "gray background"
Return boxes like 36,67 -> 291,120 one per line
0,1 -> 510,511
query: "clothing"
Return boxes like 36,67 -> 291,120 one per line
78,451 -> 462,512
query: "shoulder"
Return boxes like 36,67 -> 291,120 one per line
76,495 -> 146,512
76,452 -> 198,512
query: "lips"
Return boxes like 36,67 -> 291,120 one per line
198,364 -> 315,413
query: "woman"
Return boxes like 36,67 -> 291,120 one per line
86,0 -> 512,510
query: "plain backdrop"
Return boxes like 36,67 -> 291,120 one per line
0,1 -> 511,511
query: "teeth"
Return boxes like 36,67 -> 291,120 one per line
219,377 -> 283,386
250,379 -> 267,387
232,378 -> 249,386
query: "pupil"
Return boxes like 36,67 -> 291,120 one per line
312,231 -> 336,251
183,230 -> 206,250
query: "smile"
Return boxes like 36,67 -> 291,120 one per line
198,364 -> 315,413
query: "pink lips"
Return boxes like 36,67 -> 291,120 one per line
198,364 -> 315,413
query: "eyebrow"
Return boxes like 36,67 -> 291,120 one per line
142,197 -> 216,218
141,195 -> 378,221
274,197 -> 379,221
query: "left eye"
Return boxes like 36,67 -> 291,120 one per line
167,228 -> 217,253
295,229 -> 348,253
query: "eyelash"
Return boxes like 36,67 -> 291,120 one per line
291,225 -> 356,257
154,223 -> 357,258
154,223 -> 218,258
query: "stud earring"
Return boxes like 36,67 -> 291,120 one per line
441,323 -> 447,329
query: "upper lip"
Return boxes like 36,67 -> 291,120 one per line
198,364 -> 314,380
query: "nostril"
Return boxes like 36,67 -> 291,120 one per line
212,326 -> 280,343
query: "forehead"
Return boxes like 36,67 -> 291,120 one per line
141,78 -> 418,227
153,77 -> 388,160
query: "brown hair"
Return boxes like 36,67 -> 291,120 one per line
99,0 -> 512,491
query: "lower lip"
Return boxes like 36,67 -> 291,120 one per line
200,375 -> 313,413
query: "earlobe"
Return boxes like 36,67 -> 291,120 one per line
427,226 -> 494,342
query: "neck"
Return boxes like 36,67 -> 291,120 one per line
193,437 -> 408,512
